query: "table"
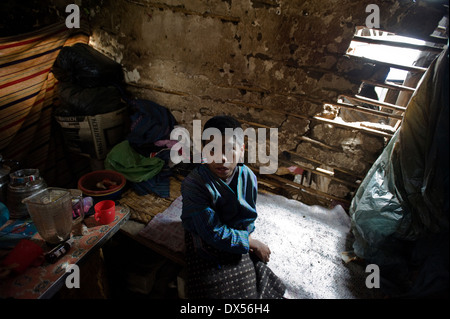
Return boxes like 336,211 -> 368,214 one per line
0,205 -> 130,299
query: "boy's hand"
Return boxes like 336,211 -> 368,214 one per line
249,236 -> 271,263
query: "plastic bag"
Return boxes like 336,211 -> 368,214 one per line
52,43 -> 124,88
349,47 -> 449,297
55,81 -> 126,116
349,130 -> 408,263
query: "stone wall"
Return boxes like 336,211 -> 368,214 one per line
1,0 -> 446,207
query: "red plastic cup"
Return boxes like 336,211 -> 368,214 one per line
94,200 -> 116,225
2,239 -> 44,274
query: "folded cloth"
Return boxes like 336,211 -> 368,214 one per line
132,169 -> 172,198
104,140 -> 164,182
139,195 -> 185,253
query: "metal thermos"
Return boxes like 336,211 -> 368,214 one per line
0,167 -> 9,204
0,155 -> 21,204
7,169 -> 46,219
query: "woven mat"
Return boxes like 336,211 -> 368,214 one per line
119,176 -> 182,224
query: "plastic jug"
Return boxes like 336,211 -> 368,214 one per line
22,187 -> 84,245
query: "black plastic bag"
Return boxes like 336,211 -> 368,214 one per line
52,43 -> 124,88
55,81 -> 126,116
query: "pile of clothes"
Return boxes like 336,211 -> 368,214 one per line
105,98 -> 179,198
53,42 -> 185,198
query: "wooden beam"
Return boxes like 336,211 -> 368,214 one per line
352,35 -> 444,53
342,94 -> 407,112
277,158 -> 360,188
283,150 -> 366,180
363,79 -> 416,93
299,136 -> 342,152
330,101 -> 404,120
423,34 -> 449,45
312,116 -> 394,138
345,54 -> 428,73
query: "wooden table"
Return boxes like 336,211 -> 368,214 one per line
0,205 -> 130,299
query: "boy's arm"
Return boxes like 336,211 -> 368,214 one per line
181,166 -> 256,255
189,205 -> 251,254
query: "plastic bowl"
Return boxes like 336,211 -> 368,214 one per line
77,170 -> 126,201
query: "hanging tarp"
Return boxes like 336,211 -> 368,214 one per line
350,46 -> 449,297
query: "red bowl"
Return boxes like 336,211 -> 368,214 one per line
77,170 -> 126,197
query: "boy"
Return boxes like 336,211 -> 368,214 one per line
181,115 -> 286,299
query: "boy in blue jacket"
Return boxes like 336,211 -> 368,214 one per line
181,115 -> 285,299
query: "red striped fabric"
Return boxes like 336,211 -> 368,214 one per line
0,21 -> 91,187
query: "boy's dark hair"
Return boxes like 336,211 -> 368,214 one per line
202,115 -> 244,146
203,115 -> 241,132
202,115 -> 245,164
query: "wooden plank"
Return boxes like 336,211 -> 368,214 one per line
362,79 -> 416,92
345,54 -> 428,73
277,158 -> 360,188
284,150 -> 366,180
330,100 -> 404,120
312,116 -> 394,138
352,35 -> 443,53
423,34 -> 448,45
299,136 -> 342,152
342,94 -> 407,112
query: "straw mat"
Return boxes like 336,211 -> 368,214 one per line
119,176 -> 182,224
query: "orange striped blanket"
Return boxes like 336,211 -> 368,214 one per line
0,21 -> 90,186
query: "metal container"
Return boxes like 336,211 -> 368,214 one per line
9,168 -> 40,185
0,167 -> 9,204
7,169 -> 46,219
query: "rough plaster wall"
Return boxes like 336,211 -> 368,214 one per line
1,0 -> 444,205
81,0 -> 445,204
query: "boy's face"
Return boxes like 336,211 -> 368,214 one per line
203,134 -> 244,181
